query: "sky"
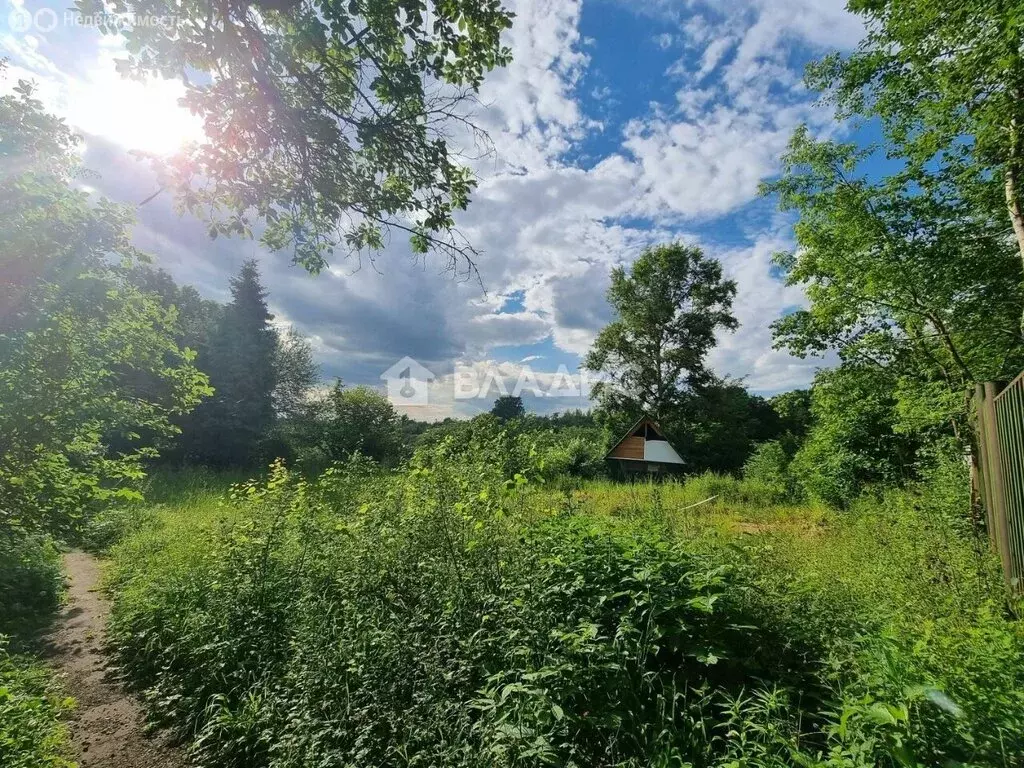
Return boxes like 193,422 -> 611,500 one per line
1,0 -> 865,420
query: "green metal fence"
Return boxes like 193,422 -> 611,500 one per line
976,374 -> 1024,590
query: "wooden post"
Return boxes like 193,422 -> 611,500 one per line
975,385 -> 995,536
997,377 -> 1024,588
983,381 -> 1014,586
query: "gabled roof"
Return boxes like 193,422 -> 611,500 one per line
604,416 -> 685,465
605,415 -> 656,456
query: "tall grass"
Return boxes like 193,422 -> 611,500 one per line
80,466 -> 246,553
102,455 -> 1024,767
0,639 -> 75,768
0,528 -> 72,767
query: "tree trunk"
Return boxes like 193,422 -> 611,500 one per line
1004,147 -> 1024,271
1006,111 -> 1024,333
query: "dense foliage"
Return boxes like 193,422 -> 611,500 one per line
809,0 -> 1024,275
0,79 -> 211,535
757,0 -> 1024,505
280,381 -> 405,470
0,529 -> 62,639
0,640 -> 74,768
411,412 -> 609,482
490,394 -> 526,420
77,0 -> 514,272
104,451 -> 1024,768
763,128 -> 1024,504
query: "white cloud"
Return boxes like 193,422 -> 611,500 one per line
706,231 -> 824,392
617,0 -> 856,222
621,106 -> 794,220
696,36 -> 735,79
1,0 -> 868,417
473,0 -> 591,170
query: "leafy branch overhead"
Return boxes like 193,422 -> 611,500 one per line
77,0 -> 514,274
809,0 -> 1024,290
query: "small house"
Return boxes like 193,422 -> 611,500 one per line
605,417 -> 685,477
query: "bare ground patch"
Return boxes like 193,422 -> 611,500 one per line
44,552 -> 190,768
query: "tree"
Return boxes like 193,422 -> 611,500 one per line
490,395 -> 524,420
808,0 -> 1024,301
0,79 -> 210,534
189,261 -> 278,466
769,390 -> 812,443
683,379 -> 786,473
79,0 -> 514,273
790,366 -> 922,506
285,382 -> 403,469
126,267 -> 224,358
763,129 -> 1024,467
584,242 -> 738,443
115,266 -> 223,458
273,327 -> 320,421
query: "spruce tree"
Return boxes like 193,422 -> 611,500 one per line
192,260 -> 278,466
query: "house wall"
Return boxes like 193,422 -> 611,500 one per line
610,436 -> 645,460
607,459 -> 684,478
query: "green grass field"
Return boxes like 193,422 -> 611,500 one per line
93,458 -> 1024,768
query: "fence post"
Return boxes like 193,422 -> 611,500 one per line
996,377 -> 1024,588
979,382 -> 1014,586
975,385 -> 994,534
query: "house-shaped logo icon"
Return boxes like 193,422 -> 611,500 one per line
380,356 -> 435,406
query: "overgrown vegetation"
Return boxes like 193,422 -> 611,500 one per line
104,437 -> 1024,768
4,0 -> 1024,764
0,530 -> 62,639
0,526 -> 69,768
0,640 -> 75,768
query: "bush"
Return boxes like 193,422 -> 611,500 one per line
789,437 -> 863,507
742,440 -> 798,502
731,477 -> 1024,766
106,464 -> 831,767
105,459 -> 1024,768
536,432 -> 608,480
0,529 -> 62,638
0,639 -> 74,768
77,505 -> 154,554
414,415 -> 609,484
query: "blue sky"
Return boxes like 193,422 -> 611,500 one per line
1,0 -> 865,419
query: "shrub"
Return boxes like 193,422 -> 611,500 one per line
742,440 -> 798,502
789,437 -> 863,507
0,529 -> 62,638
731,477 -> 1024,766
77,505 -> 155,554
106,464 -> 835,767
537,433 -> 607,480
105,460 -> 1024,768
0,639 -> 74,768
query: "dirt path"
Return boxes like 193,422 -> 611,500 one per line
44,552 -> 190,768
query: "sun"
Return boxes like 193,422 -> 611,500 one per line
67,47 -> 204,156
